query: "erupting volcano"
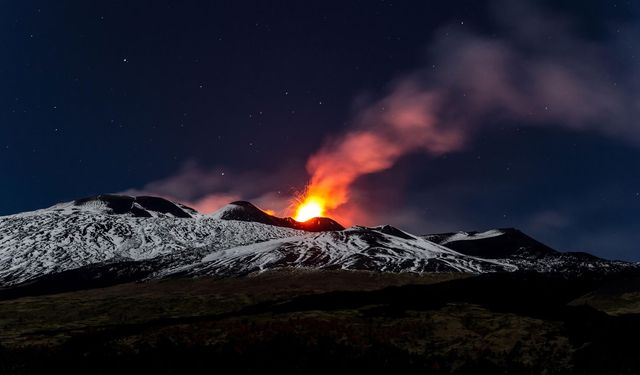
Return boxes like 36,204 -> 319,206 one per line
293,196 -> 326,222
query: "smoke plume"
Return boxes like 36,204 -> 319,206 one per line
305,1 -> 640,216
128,1 -> 639,224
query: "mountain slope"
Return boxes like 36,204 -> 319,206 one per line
72,194 -> 199,218
0,196 -> 515,287
426,228 -> 634,274
0,196 -> 302,285
171,226 -> 515,278
211,201 -> 344,231
0,196 -> 637,290
424,228 -> 558,258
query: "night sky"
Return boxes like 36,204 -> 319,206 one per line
2,1 -> 640,260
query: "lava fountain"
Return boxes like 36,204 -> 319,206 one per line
293,196 -> 326,222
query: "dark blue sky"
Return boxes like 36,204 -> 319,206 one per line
2,1 -> 639,260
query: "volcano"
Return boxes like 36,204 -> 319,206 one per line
0,194 -> 636,294
1,194 -> 640,374
211,200 -> 344,232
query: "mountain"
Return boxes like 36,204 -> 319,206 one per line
0,195 -> 636,292
211,201 -> 344,231
73,194 -> 200,218
0,195 -> 302,286
425,228 -> 634,274
2,195 -> 639,374
424,228 -> 558,258
173,225 -> 514,278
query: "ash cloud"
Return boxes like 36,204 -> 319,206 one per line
129,1 -> 639,227
307,0 -> 640,218
123,161 -> 300,215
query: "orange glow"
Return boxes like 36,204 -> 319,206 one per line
293,196 -> 325,222
263,209 -> 276,216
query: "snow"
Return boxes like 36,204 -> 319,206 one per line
0,198 -> 635,287
188,226 -> 516,277
0,203 -> 302,285
208,204 -> 240,219
441,229 -> 505,244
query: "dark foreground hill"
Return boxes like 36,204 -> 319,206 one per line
1,269 -> 640,375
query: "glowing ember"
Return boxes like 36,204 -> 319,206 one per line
294,197 -> 325,222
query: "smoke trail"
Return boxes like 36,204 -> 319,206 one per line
305,1 -> 639,215
306,82 -> 465,209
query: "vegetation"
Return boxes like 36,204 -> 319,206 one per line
0,269 -> 639,374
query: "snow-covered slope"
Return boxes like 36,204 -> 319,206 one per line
0,196 -> 516,286
169,226 -> 515,278
425,228 -> 634,274
0,196 -> 302,285
0,196 -> 636,288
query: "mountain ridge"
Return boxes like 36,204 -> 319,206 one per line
0,195 -> 637,294
211,200 -> 345,232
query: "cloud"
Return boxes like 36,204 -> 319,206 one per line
122,161 -> 300,214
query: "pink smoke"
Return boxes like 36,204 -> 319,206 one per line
127,1 -> 640,226
302,1 -> 639,220
306,82 -> 465,211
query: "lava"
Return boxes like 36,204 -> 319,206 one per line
293,196 -> 325,222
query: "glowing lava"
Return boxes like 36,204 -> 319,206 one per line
293,197 -> 325,222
